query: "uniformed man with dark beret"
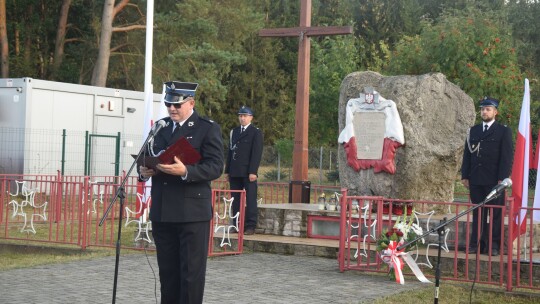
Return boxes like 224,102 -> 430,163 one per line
225,106 -> 264,235
139,81 -> 223,303
461,96 -> 513,256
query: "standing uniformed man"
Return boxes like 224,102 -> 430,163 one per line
461,96 -> 513,256
139,81 -> 224,303
225,106 -> 264,235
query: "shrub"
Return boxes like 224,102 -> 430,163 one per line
263,169 -> 289,181
325,169 -> 340,183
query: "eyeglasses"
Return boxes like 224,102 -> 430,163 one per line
165,102 -> 182,109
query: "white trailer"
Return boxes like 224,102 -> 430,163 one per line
0,78 -> 165,176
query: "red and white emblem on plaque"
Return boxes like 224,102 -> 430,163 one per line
365,93 -> 374,104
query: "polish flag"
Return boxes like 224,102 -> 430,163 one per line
511,78 -> 532,240
135,85 -> 169,219
135,88 -> 155,219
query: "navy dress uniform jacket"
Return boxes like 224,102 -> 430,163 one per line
148,112 -> 224,223
461,121 -> 513,186
225,125 -> 263,177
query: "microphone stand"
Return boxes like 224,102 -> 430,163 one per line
396,192 -> 502,304
99,128 -> 157,304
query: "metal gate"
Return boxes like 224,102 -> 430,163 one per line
84,133 -> 120,176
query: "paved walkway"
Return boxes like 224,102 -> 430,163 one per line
0,252 -> 425,303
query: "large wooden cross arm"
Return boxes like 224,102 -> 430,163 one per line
259,26 -> 353,38
256,1 -> 354,201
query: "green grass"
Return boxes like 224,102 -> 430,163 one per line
373,282 -> 540,304
0,239 -> 149,271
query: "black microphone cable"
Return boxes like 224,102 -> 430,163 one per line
136,191 -> 158,303
468,213 -> 483,304
142,244 -> 159,304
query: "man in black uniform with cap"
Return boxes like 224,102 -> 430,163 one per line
461,96 -> 513,256
225,106 -> 263,235
139,81 -> 223,303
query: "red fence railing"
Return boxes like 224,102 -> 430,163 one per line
1,174 -> 538,291
337,190 -> 540,291
0,174 -> 247,257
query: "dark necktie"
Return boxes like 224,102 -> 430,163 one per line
172,122 -> 179,134
484,124 -> 488,132
241,126 -> 245,133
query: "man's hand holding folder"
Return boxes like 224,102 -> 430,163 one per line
134,137 -> 201,177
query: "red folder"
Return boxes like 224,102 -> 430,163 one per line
133,137 -> 201,170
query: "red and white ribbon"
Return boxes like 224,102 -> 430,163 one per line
380,241 -> 432,285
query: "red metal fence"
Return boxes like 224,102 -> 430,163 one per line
337,190 -> 540,291
0,173 -> 246,257
2,174 -> 539,291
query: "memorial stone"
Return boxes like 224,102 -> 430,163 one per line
338,71 -> 476,201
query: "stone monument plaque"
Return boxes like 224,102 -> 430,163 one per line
353,111 -> 386,159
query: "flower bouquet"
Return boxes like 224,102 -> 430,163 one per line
376,213 -> 431,285
376,214 -> 422,253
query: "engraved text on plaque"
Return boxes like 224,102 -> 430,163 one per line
353,112 -> 386,159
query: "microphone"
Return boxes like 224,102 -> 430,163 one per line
485,178 -> 512,201
151,120 -> 167,135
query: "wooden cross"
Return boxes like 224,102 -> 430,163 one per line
259,0 -> 352,202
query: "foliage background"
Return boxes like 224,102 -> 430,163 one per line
2,0 -> 539,147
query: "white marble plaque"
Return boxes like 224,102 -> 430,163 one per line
353,112 -> 386,159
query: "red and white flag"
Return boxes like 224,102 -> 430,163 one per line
511,78 -> 532,240
135,88 -> 155,219
135,84 -> 169,219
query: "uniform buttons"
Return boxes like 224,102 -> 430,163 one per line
164,182 -> 168,185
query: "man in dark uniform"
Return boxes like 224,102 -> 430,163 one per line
461,96 -> 513,256
225,106 -> 263,235
139,81 -> 223,303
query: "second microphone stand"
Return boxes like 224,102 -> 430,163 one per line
396,193 -> 502,304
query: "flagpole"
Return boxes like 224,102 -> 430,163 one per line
137,0 -> 155,220
144,0 -> 154,103
142,0 -> 155,138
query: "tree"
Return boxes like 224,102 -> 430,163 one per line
351,0 -> 423,71
152,0 -> 270,141
310,35 -> 359,147
223,33 -> 296,145
385,8 -> 525,130
3,0 -> 93,82
50,0 -> 72,80
0,0 -> 8,77
275,138 -> 294,167
91,0 -> 116,86
91,0 -> 145,87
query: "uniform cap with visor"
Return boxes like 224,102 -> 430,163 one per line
238,106 -> 254,116
479,96 -> 499,108
163,81 -> 199,105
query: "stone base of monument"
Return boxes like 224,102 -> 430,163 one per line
253,203 -> 522,254
257,203 -> 343,238
255,203 -> 474,243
